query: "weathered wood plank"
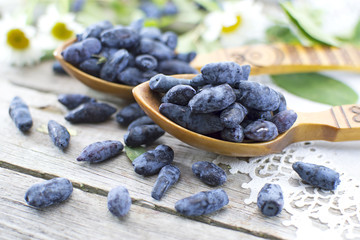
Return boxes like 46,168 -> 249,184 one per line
0,68 -> 295,239
0,168 -> 263,240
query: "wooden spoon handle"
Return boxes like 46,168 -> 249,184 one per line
294,104 -> 360,142
191,43 -> 360,75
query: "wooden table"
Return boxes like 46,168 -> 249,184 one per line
1,62 -> 295,240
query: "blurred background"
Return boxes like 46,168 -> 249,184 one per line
1,0 -> 360,107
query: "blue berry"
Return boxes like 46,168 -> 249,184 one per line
100,49 -> 130,82
292,162 -> 340,190
257,183 -> 284,217
140,3 -> 162,19
58,93 -> 96,110
137,38 -> 155,55
159,103 -> 224,135
220,103 -> 247,128
189,74 -> 206,87
143,70 -> 158,79
151,165 -> 180,200
65,102 -> 116,123
150,41 -> 175,61
270,110 -> 297,133
52,61 -> 68,75
247,108 -> 272,121
77,140 -> 124,163
117,67 -> 146,86
129,19 -> 144,33
140,27 -> 162,40
128,116 -> 155,130
157,60 -> 198,75
99,47 -> 118,59
244,120 -> 278,142
176,51 -> 197,63
9,96 -> 33,132
274,92 -> 287,114
189,84 -> 236,113
100,27 -> 140,48
124,125 -> 165,147
236,81 -> 280,111
135,54 -> 158,71
62,38 -> 101,66
79,58 -> 102,77
192,161 -> 227,186
115,103 -> 146,126
201,62 -> 244,87
107,186 -> 131,217
161,31 -> 177,50
48,120 -> 70,150
149,74 -> 191,93
25,178 -> 73,208
82,20 -> 113,39
161,85 -> 196,106
221,126 -> 244,143
132,144 -> 174,176
175,189 -> 229,216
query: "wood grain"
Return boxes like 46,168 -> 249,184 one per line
0,63 -> 298,239
0,168 -> 263,240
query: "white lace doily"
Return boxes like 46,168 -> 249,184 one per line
214,71 -> 360,239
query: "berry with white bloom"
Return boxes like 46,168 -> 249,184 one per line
203,0 -> 270,47
0,14 -> 43,66
37,5 -> 83,50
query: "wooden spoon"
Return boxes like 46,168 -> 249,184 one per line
54,39 -> 360,99
132,75 -> 360,157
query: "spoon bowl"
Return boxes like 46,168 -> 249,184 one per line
133,75 -> 360,157
53,38 -> 134,99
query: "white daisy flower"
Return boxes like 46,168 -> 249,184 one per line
203,0 -> 270,47
293,0 -> 360,39
37,4 -> 83,50
0,14 -> 43,67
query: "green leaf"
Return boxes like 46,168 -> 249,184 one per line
280,1 -> 339,46
271,73 -> 358,106
124,146 -> 146,162
266,25 -> 301,44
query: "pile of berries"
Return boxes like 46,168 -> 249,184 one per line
61,20 -> 197,86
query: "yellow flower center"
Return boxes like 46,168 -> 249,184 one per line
7,29 -> 30,50
51,22 -> 74,40
221,15 -> 242,34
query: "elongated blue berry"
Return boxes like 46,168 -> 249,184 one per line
25,178 -> 73,208
132,145 -> 174,176
149,74 -> 191,93
124,125 -> 165,147
220,103 -> 247,128
151,165 -> 180,200
292,162 -> 340,190
201,62 -> 245,87
244,120 -> 278,142
159,103 -> 223,135
48,120 -> 70,150
128,116 -> 155,130
77,140 -> 124,163
189,84 -> 236,113
175,189 -> 229,216
58,94 -> 96,110
236,81 -> 280,111
65,102 -> 116,123
221,126 -> 244,143
192,161 -> 227,186
257,183 -> 284,217
9,96 -> 33,132
161,85 -> 196,106
107,186 -> 131,217
116,103 -> 146,126
271,110 -> 297,133
157,60 -> 198,75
